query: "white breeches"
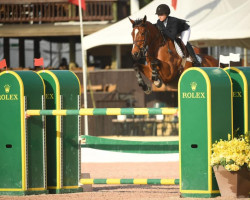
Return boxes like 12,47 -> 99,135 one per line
181,27 -> 191,45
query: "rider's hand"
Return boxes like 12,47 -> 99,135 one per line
156,24 -> 164,31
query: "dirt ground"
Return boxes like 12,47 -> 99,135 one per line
0,162 -> 248,200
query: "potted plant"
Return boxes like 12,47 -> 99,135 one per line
211,133 -> 250,198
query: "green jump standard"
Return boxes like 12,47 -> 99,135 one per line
179,68 -> 232,198
0,71 -> 47,195
38,70 -> 82,194
224,67 -> 250,135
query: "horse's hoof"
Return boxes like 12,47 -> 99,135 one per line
144,86 -> 152,95
154,79 -> 162,88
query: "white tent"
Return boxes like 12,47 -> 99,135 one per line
83,0 -> 250,50
83,0 -> 171,50
83,0 -> 172,50
191,0 -> 250,48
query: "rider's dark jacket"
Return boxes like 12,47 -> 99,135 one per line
156,16 -> 190,41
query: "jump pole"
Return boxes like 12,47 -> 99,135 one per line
26,107 -> 178,116
26,107 -> 179,187
80,178 -> 179,185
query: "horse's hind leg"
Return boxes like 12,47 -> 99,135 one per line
134,63 -> 152,94
151,59 -> 162,88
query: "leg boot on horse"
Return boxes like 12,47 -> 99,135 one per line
186,42 -> 202,67
134,63 -> 152,94
151,59 -> 162,88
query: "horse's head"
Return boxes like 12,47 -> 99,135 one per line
129,15 -> 150,60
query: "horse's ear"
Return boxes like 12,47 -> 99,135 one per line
143,15 -> 147,23
128,17 -> 135,25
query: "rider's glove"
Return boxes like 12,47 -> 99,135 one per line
156,24 -> 164,32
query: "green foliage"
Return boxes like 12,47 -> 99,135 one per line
139,0 -> 152,8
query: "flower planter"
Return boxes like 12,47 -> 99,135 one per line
213,166 -> 250,198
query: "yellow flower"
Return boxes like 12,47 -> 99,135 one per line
211,134 -> 250,171
225,164 -> 240,171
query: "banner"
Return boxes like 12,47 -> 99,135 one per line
34,58 -> 44,66
68,0 -> 86,10
229,53 -> 240,62
172,0 -> 177,10
0,59 -> 7,69
219,55 -> 230,64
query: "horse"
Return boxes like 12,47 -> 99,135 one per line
129,15 -> 218,94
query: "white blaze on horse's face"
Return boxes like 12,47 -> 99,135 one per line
132,28 -> 139,49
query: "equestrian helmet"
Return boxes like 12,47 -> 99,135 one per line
156,4 -> 170,15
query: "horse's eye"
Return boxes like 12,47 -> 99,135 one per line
141,33 -> 145,36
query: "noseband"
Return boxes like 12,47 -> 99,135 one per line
133,25 -> 149,57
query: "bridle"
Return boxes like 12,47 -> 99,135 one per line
132,25 -> 149,57
132,24 -> 165,58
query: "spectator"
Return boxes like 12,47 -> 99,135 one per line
59,57 -> 68,70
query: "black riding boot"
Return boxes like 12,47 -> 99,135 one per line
186,43 -> 202,67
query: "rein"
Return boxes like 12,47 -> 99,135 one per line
133,24 -> 168,58
132,25 -> 149,57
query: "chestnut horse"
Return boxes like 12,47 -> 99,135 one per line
129,15 -> 218,94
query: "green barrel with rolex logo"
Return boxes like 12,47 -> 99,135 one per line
37,70 -> 82,194
0,71 -> 47,195
224,67 -> 250,135
178,67 -> 232,198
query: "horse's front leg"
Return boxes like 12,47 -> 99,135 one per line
151,59 -> 162,88
134,63 -> 152,94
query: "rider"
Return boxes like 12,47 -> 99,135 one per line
155,4 -> 201,66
